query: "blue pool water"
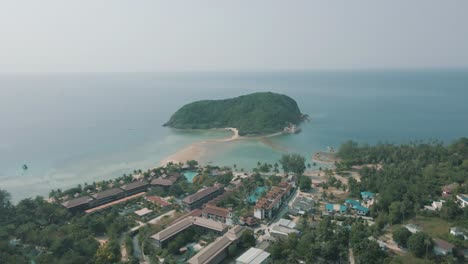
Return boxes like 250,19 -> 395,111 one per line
183,171 -> 199,183
248,186 -> 267,203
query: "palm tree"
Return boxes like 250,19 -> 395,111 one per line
424,237 -> 432,259
233,164 -> 237,170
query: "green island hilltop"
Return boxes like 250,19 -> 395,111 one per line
164,92 -> 305,135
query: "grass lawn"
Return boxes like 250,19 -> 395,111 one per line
409,215 -> 451,239
387,215 -> 451,239
392,254 -> 433,264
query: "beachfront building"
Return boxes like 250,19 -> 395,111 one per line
433,239 -> 455,256
254,183 -> 293,220
151,216 -> 227,248
188,225 -> 245,264
151,173 -> 181,187
202,204 -> 233,225
120,180 -> 149,196
236,247 -> 271,264
61,195 -> 94,212
183,185 -> 224,210
456,194 -> 468,208
91,188 -> 125,207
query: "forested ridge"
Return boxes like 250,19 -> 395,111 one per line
164,92 -> 303,135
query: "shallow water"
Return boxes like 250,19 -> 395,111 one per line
1,70 -> 467,201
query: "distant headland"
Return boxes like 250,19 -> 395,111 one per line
164,92 -> 306,136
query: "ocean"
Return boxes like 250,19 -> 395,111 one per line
1,70 -> 467,202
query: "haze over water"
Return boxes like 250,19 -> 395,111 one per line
1,70 -> 467,201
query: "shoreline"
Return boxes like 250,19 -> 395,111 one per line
159,128 -> 283,166
311,151 -> 340,165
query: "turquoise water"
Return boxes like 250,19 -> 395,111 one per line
248,186 -> 267,203
1,70 -> 467,201
183,171 -> 198,183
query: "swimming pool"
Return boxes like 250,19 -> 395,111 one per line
248,186 -> 267,203
183,171 -> 198,183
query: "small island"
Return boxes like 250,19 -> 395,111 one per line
164,92 -> 305,135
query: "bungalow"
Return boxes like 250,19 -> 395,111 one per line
456,194 -> 468,208
345,199 -> 361,209
450,227 -> 468,240
325,204 -> 347,214
405,224 -> 422,234
424,200 -> 445,211
433,239 -> 454,256
442,183 -> 459,197
361,191 -> 375,200
354,205 -> 369,215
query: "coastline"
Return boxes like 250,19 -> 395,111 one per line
159,128 -> 283,165
311,151 -> 340,165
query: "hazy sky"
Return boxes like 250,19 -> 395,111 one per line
1,1 -> 468,73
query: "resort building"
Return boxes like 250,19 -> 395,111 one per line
183,185 -> 224,210
91,188 -> 125,207
188,225 -> 245,264
236,247 -> 271,264
202,204 -> 233,225
254,183 -> 293,219
120,180 -> 149,196
62,180 -> 151,212
456,194 -> 468,208
151,178 -> 175,187
433,239 -> 455,256
151,216 -> 227,248
61,195 -> 93,211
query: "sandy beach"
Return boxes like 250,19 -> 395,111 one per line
159,128 -> 240,165
159,128 -> 284,165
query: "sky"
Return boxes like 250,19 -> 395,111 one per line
1,1 -> 468,73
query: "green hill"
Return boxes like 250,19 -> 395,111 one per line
164,92 -> 303,135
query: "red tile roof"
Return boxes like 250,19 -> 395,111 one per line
145,196 -> 171,207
